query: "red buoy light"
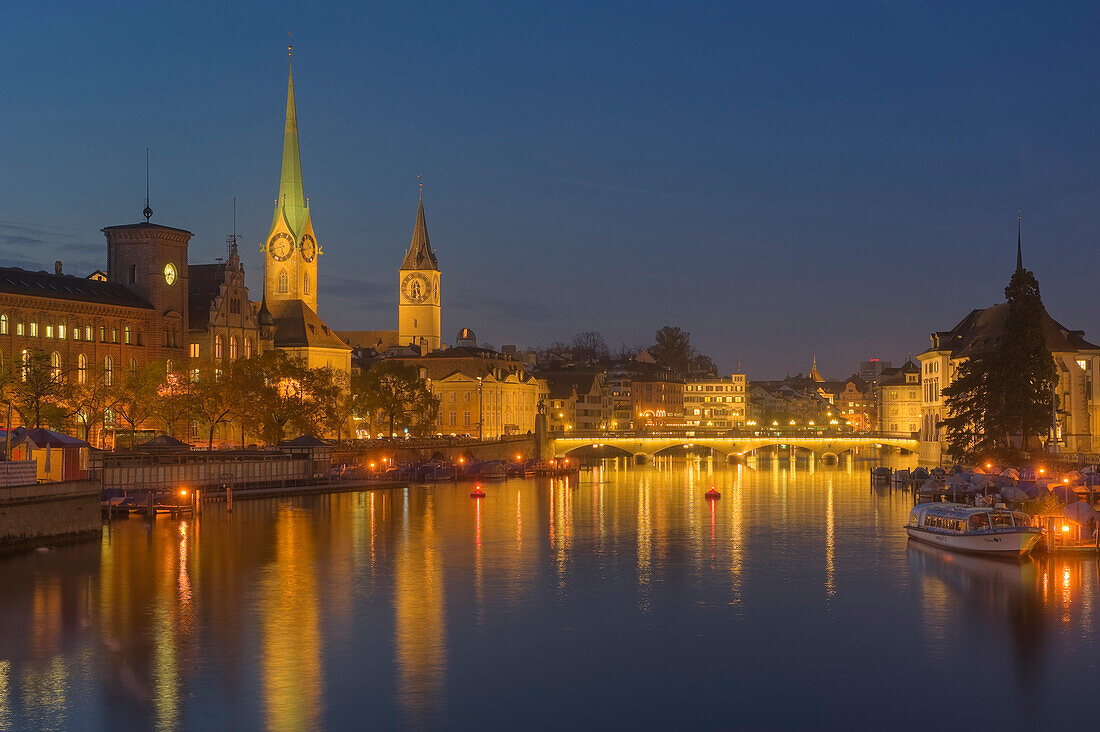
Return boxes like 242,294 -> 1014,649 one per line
470,485 -> 486,498
705,488 -> 721,500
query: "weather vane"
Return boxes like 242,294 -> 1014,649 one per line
288,31 -> 293,58
418,174 -> 423,197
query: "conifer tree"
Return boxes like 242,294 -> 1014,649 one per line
942,236 -> 1057,461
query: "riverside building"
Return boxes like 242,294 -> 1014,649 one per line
918,237 -> 1100,461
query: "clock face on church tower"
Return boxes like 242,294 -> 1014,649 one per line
268,232 -> 294,261
300,234 -> 317,262
402,272 -> 432,304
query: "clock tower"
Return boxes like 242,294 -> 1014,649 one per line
398,191 -> 441,352
263,51 -> 319,314
255,48 -> 350,377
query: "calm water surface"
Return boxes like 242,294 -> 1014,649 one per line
0,457 -> 1097,730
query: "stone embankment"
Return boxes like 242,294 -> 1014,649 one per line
0,480 -> 101,549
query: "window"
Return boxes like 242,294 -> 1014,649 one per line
99,326 -> 105,342
230,336 -> 238,360
190,343 -> 200,358
0,314 -> 7,335
215,335 -> 224,360
50,352 -> 61,378
124,326 -> 131,345
129,264 -> 137,283
244,338 -> 252,359
45,325 -> 54,339
1078,359 -> 1088,371
449,412 -> 456,426
129,357 -> 137,374
16,322 -> 24,336
111,328 -> 118,343
58,324 -> 66,339
190,368 -> 200,382
30,322 -> 38,337
464,412 -> 471,426
303,271 -> 311,295
277,270 -> 289,293
166,359 -> 173,374
85,326 -> 92,341
215,368 -> 223,382
104,356 -> 113,386
78,354 -> 87,384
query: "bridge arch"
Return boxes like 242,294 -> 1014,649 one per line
549,435 -> 918,461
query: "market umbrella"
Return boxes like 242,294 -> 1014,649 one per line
1002,468 -> 1020,479
1063,501 -> 1098,525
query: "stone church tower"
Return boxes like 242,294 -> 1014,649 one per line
398,191 -> 442,352
263,53 -> 319,313
257,50 -> 350,374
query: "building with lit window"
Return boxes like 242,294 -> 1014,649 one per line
876,360 -> 920,435
0,220 -> 193,445
631,370 -> 684,430
537,371 -> 610,433
388,332 -> 545,439
684,374 -> 747,430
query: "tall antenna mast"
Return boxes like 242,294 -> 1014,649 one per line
226,197 -> 239,259
143,148 -> 153,222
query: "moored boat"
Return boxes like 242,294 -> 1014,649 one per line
905,503 -> 1041,559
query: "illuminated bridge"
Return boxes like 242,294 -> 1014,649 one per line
548,431 -> 918,462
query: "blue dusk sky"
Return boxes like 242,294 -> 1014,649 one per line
2,1 -> 1099,378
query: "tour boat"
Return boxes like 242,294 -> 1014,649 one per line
905,503 -> 1041,558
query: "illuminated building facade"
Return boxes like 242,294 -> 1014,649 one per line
876,360 -> 920,435
392,334 -> 544,438
631,372 -> 684,430
539,371 -> 610,433
684,374 -> 747,430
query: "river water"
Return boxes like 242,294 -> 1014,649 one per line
0,456 -> 1096,730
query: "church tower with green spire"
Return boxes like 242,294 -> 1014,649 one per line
259,47 -> 350,376
263,48 -> 320,313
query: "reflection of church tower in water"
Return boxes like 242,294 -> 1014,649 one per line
398,187 -> 442,352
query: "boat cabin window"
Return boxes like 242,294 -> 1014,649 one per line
990,514 -> 1015,529
967,514 -> 991,532
923,514 -> 963,532
1013,513 -> 1031,527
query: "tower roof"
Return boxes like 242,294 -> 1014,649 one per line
271,57 -> 310,239
401,194 -> 439,270
1016,211 -> 1023,271
809,354 -> 824,382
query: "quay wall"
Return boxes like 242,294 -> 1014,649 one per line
100,454 -> 316,492
0,480 -> 101,548
336,435 -> 539,466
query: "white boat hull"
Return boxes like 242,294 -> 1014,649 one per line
906,527 -> 1041,558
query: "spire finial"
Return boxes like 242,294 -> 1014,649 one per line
288,31 -> 293,58
1016,208 -> 1023,271
418,174 -> 423,199
143,147 -> 153,222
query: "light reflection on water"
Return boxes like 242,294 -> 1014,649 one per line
0,455 -> 1096,730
